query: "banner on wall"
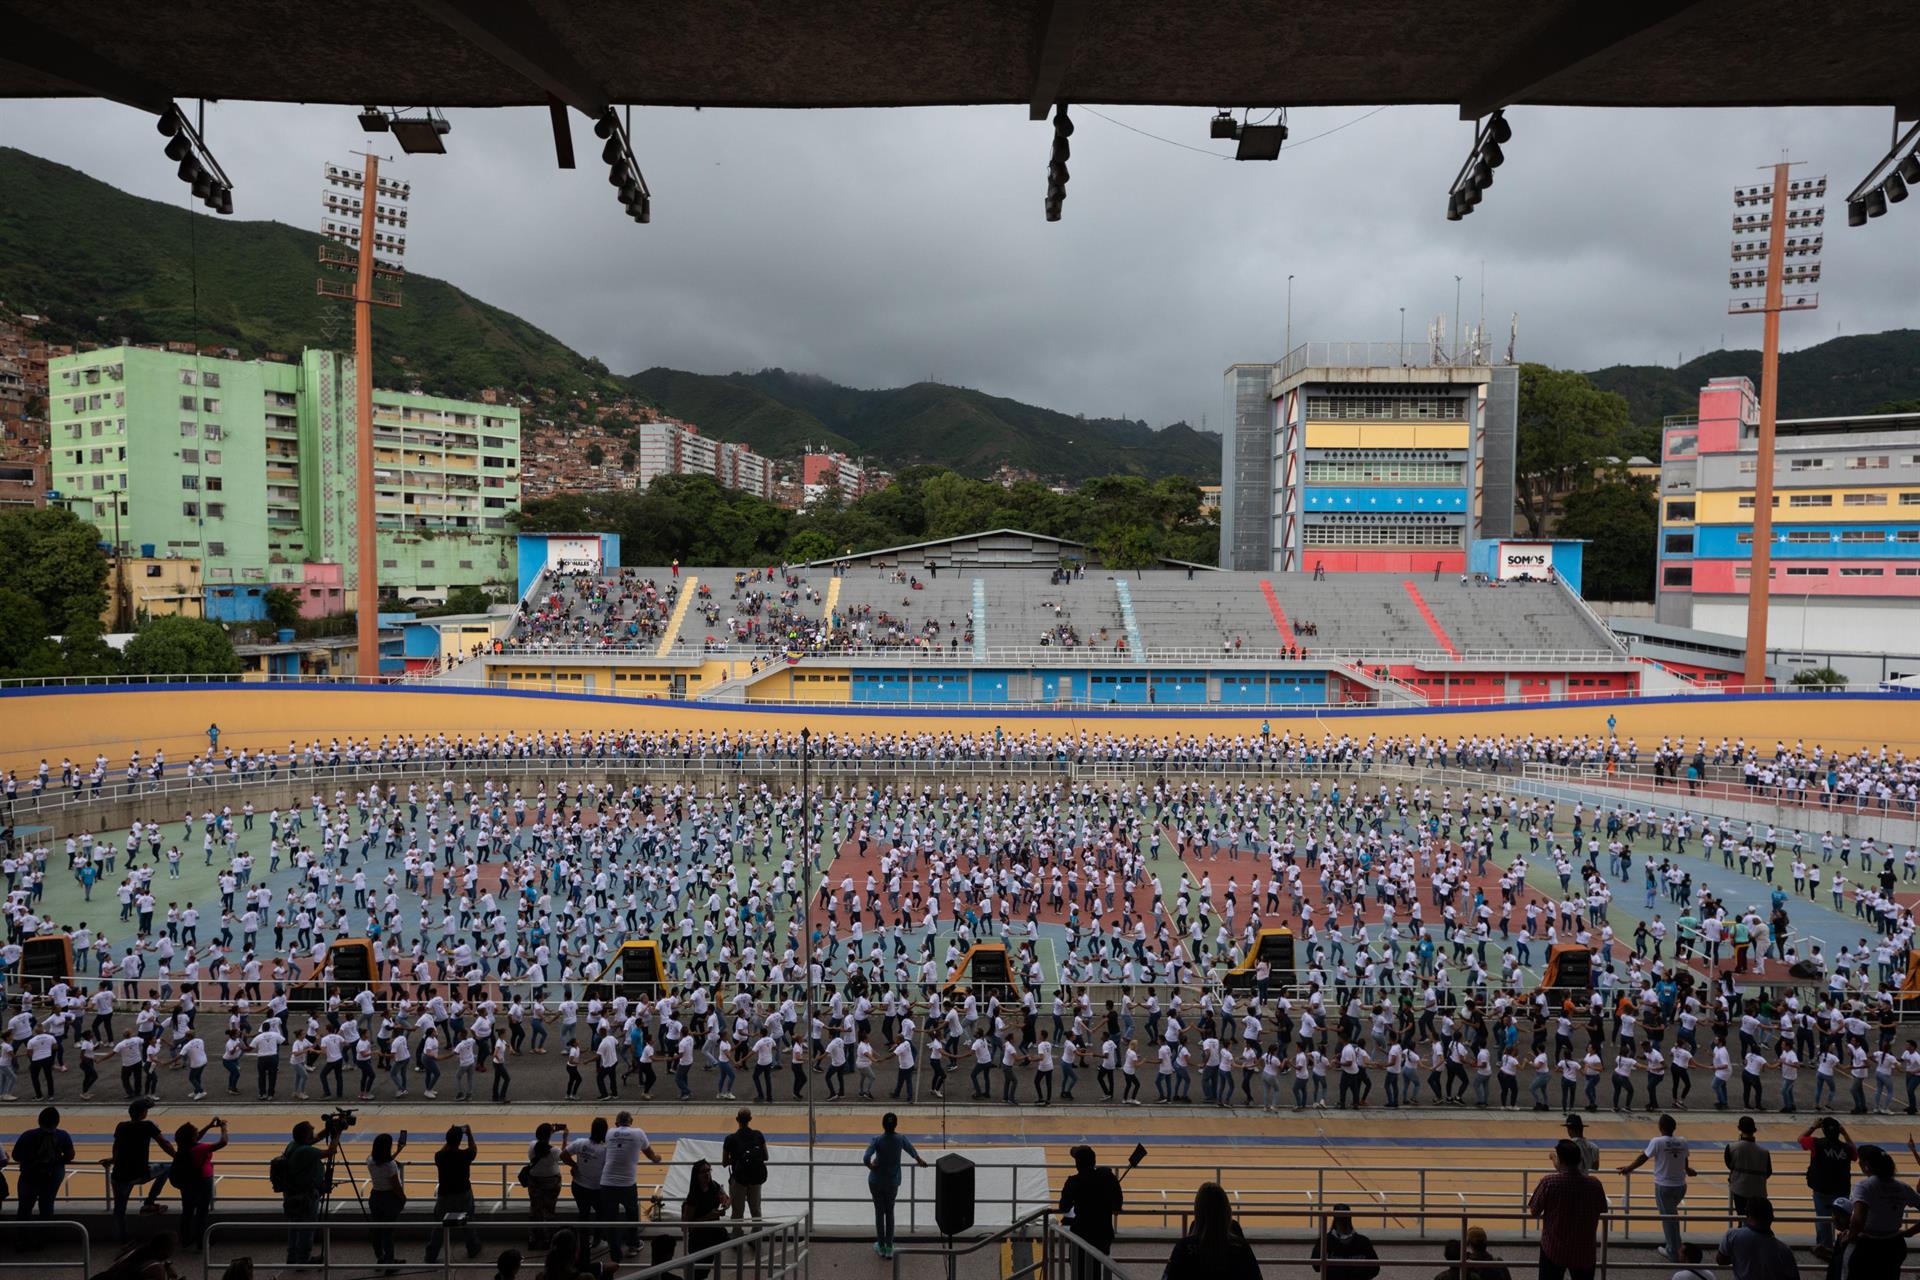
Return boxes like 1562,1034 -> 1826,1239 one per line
1497,542 -> 1556,580
547,536 -> 603,572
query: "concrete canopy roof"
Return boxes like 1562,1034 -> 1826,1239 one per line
4,1 -> 1917,118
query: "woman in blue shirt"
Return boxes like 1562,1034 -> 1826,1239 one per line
862,1112 -> 928,1259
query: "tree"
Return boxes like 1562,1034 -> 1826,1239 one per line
443,584 -> 492,615
585,443 -> 605,466
1514,363 -> 1634,536
1790,665 -> 1847,689
0,587 -> 62,677
263,586 -> 302,632
784,529 -> 836,564
1554,475 -> 1658,602
120,615 -> 243,675
0,505 -> 111,637
1096,524 -> 1157,573
1870,398 -> 1920,415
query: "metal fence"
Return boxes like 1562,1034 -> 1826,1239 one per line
202,1213 -> 810,1280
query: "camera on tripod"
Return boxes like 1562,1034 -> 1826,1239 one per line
321,1107 -> 358,1138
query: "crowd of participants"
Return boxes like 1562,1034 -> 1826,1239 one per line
2,727 -> 1918,1115
7,725 -> 1915,806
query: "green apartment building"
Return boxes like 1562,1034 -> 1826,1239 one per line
49,346 -> 519,620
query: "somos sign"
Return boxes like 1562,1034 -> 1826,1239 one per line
1497,542 -> 1555,580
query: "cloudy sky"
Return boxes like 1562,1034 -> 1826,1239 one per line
3,97 -> 1914,428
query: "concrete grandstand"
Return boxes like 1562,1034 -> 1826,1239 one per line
481,534 -> 1639,709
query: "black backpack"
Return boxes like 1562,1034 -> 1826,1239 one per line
1806,1139 -> 1852,1194
168,1150 -> 206,1192
732,1132 -> 769,1186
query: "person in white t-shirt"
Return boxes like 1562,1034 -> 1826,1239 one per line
1618,1113 -> 1697,1263
598,1111 -> 662,1260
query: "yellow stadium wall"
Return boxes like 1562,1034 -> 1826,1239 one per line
1,685 -> 1914,775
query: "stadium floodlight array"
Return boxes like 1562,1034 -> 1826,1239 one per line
1727,175 -> 1824,315
594,109 -> 651,223
156,104 -> 233,215
1045,104 -> 1073,222
1845,118 -> 1920,227
1445,110 -> 1510,221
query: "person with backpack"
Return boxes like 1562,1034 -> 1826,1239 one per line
271,1118 -> 339,1266
10,1106 -> 75,1245
109,1098 -> 178,1240
721,1108 -> 770,1233
1800,1117 -> 1856,1260
168,1116 -> 229,1254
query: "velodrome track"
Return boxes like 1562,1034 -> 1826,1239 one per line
5,682 -> 1919,776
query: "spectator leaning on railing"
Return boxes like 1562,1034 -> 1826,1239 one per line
1528,1138 -> 1610,1280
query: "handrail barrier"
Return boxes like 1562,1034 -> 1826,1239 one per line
59,1155 -> 1855,1246
0,1221 -> 91,1279
202,1213 -> 809,1280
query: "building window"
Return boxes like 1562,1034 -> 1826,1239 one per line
382,559 -> 398,569
181,422 -> 197,437
179,370 -> 197,386
1736,495 -> 1780,509
1844,455 -> 1888,469
1839,567 -> 1884,576
204,477 -> 222,492
1899,493 -> 1920,505
1664,500 -> 1696,522
182,502 -> 198,517
201,398 -> 220,413
1842,492 -> 1886,506
205,450 -> 221,464
179,396 -> 195,411
180,449 -> 198,464
1661,565 -> 1693,588
1787,493 -> 1832,507
1788,457 -> 1827,470
1663,533 -> 1694,554
207,541 -> 225,556
181,475 -> 199,489
1784,531 -> 1828,543
204,424 -> 222,440
1840,531 -> 1882,543
1785,566 -> 1829,576
202,371 -> 220,389
205,504 -> 224,518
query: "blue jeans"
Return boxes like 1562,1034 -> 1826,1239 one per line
284,1195 -> 319,1262
870,1180 -> 899,1247
1653,1183 -> 1687,1259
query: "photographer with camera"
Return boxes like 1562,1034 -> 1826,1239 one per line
270,1114 -> 343,1266
365,1129 -> 410,1266
423,1123 -> 484,1264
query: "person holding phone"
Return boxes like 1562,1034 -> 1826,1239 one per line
366,1129 -> 409,1266
423,1124 -> 482,1263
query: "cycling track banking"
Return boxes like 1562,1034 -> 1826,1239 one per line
2,682 -> 1916,774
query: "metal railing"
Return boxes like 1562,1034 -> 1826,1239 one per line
203,1213 -> 809,1280
62,1154 -> 1841,1242
0,1221 -> 91,1278
480,643 -> 1639,668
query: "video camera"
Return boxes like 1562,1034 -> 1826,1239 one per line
320,1107 -> 358,1138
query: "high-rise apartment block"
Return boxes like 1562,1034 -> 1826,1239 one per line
49,346 -> 519,618
627,420 -> 773,499
1220,343 -> 1517,572
1656,375 -> 1920,653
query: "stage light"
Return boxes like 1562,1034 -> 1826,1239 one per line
1887,172 -> 1909,204
1865,186 -> 1889,218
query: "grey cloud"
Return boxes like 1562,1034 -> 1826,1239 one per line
3,96 -> 1914,430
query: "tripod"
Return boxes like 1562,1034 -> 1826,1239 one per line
321,1130 -> 369,1216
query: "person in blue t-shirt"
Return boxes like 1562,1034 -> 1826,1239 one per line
862,1112 -> 928,1259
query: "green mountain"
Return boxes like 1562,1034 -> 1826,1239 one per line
629,366 -> 1221,483
0,146 -> 616,401
1585,329 -> 1920,425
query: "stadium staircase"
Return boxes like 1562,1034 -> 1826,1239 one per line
1399,581 -> 1460,658
972,579 -> 989,659
1258,579 -> 1300,651
654,574 -> 699,656
1111,579 -> 1148,662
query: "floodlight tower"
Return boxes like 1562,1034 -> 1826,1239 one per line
318,157 -> 410,677
1726,165 -> 1823,688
